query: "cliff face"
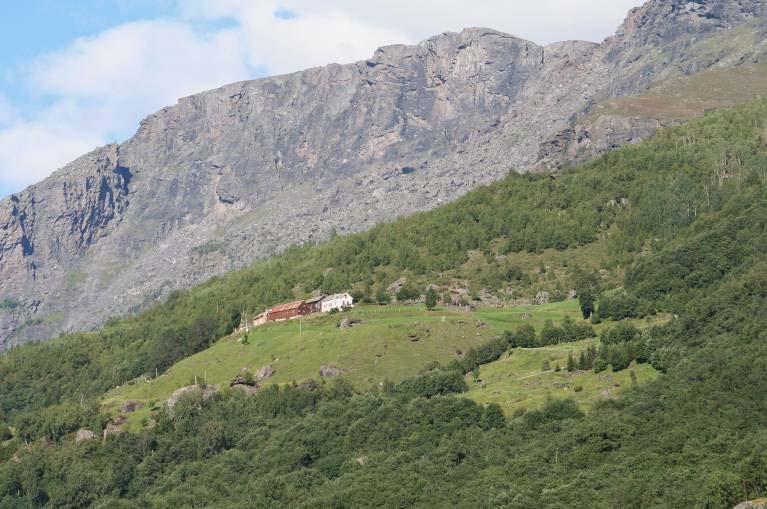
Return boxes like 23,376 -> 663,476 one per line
1,0 -> 765,347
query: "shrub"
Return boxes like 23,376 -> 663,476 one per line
425,287 -> 438,310
396,285 -> 420,302
598,292 -> 641,321
601,323 -> 641,345
523,399 -> 584,429
375,289 -> 391,305
593,357 -> 608,373
394,369 -> 468,398
506,324 -> 537,348
480,403 -> 506,429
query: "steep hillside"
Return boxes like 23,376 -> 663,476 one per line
1,100 -> 767,507
99,301 -> 585,425
2,0 -> 767,347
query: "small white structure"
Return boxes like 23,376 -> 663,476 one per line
321,292 -> 354,313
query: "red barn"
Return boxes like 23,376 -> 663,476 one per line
266,300 -> 310,322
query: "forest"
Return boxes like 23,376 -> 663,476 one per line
0,101 -> 767,507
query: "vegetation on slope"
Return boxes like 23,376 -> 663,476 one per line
593,62 -> 767,122
106,299 -> 651,429
1,100 -> 767,506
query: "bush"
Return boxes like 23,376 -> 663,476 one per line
598,292 -> 641,321
394,369 -> 468,398
458,338 -> 509,373
523,399 -> 584,429
396,285 -> 421,302
540,320 -> 564,345
593,357 -> 608,373
480,403 -> 506,429
375,289 -> 391,305
505,324 -> 537,348
425,287 -> 438,310
601,323 -> 641,345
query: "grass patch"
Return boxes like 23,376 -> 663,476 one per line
464,339 -> 659,415
103,301 -> 669,427
103,304 -> 501,420
592,62 -> 767,122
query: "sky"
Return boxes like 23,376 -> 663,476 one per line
0,0 -> 642,198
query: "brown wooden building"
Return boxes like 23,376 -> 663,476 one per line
305,295 -> 325,314
266,300 -> 310,322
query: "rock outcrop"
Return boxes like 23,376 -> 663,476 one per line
319,365 -> 344,378
1,0 -> 766,347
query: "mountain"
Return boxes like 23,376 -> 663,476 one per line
1,0 -> 766,347
1,94 -> 766,507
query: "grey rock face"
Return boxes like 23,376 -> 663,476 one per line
0,0 -> 765,348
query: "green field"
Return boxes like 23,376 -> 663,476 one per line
105,304 -> 501,425
104,300 -> 663,427
464,339 -> 659,414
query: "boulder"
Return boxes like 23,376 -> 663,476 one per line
231,384 -> 259,395
166,384 -> 218,410
75,429 -> 95,442
338,318 -> 362,328
298,379 -> 320,391
735,501 -> 767,509
230,375 -> 256,387
254,365 -> 275,382
103,423 -> 124,440
535,291 -> 550,305
320,365 -> 344,378
120,400 -> 144,413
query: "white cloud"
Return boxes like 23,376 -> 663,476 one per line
0,0 -> 643,196
180,0 -> 411,74
29,20 -> 248,105
0,122 -> 101,191
181,0 -> 641,48
0,19 -> 251,195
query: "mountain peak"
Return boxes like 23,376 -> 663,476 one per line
616,0 -> 765,41
2,1 -> 767,347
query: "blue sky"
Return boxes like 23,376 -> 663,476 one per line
2,1 -> 173,113
0,0 -> 641,198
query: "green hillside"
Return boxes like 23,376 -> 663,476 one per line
464,340 -> 659,414
1,101 -> 767,507
105,300 -> 659,429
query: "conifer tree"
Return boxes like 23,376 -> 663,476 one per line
578,351 -> 587,370
566,353 -> 575,372
425,287 -> 438,310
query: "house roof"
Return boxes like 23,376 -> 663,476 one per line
305,295 -> 325,304
269,300 -> 306,313
325,292 -> 352,301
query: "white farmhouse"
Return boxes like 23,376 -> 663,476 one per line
321,292 -> 354,313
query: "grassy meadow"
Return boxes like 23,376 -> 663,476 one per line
104,299 -> 665,427
464,340 -> 659,414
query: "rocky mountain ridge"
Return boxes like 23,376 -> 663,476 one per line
1,0 -> 766,347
